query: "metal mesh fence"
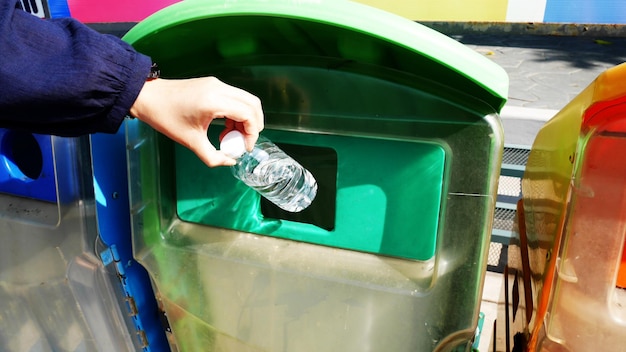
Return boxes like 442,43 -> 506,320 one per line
487,242 -> 506,272
493,206 -> 517,232
488,242 -> 503,266
488,146 -> 529,273
498,175 -> 522,198
503,146 -> 530,166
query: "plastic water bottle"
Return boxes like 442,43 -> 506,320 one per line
220,130 -> 318,212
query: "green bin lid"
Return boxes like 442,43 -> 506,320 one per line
124,0 -> 508,112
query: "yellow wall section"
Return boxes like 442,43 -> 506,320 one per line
354,0 -> 509,21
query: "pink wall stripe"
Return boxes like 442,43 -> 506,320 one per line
67,0 -> 180,23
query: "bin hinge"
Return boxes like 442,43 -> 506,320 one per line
100,245 -> 150,351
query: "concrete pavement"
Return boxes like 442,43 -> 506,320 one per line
455,34 -> 626,145
459,34 -> 626,110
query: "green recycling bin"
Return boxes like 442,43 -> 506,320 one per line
124,0 -> 507,350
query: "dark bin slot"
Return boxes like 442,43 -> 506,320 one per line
2,130 -> 43,180
260,142 -> 337,231
0,129 -> 57,203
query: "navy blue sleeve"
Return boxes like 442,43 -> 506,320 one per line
0,0 -> 152,136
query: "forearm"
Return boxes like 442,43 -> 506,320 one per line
0,1 -> 151,136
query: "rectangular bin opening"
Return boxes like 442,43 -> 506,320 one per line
176,128 -> 445,261
260,142 -> 337,231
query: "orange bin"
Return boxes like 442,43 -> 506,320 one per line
519,62 -> 626,351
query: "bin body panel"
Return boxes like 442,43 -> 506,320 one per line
91,130 -> 172,351
0,135 -> 138,351
124,1 -> 506,351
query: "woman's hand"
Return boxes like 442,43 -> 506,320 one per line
130,77 -> 264,167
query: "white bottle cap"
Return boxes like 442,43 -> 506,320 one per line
220,130 -> 247,159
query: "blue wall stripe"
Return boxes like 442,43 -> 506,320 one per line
48,0 -> 70,18
544,0 -> 626,24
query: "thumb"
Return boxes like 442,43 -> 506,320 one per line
191,134 -> 236,168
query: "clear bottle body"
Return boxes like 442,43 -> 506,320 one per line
231,136 -> 317,212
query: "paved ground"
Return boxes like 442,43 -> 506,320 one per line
453,34 -> 626,145
459,34 -> 626,110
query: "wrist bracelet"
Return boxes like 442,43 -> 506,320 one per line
148,62 -> 160,80
128,63 -> 160,119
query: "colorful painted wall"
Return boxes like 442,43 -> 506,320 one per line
27,0 -> 178,21
356,0 -> 626,24
38,0 -> 626,24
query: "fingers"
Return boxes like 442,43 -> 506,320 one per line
220,120 -> 260,153
191,133 -> 237,168
242,130 -> 259,152
224,83 -> 264,131
215,82 -> 264,151
132,76 -> 264,168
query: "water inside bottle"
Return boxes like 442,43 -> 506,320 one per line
232,139 -> 318,213
259,142 -> 337,230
